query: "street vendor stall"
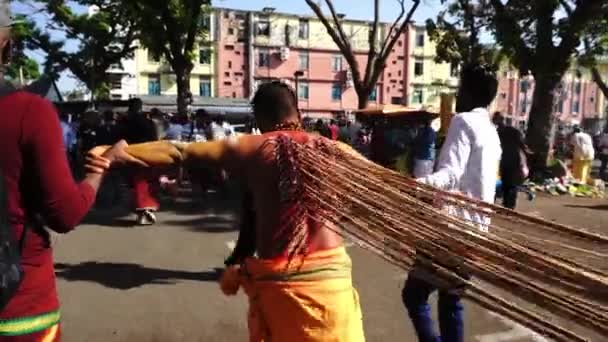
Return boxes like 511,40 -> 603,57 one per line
354,105 -> 440,175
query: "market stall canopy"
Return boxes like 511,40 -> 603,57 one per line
138,95 -> 252,120
354,105 -> 439,124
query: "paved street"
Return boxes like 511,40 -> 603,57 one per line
52,189 -> 607,342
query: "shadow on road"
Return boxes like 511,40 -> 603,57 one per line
564,204 -> 608,211
164,214 -> 238,233
55,262 -> 222,289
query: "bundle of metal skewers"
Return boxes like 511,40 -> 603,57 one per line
269,136 -> 608,342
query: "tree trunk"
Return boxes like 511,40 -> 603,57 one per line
357,88 -> 371,109
525,74 -> 559,178
175,67 -> 192,116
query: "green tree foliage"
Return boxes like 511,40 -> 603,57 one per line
578,14 -> 608,101
488,0 -> 608,175
426,0 -> 497,69
5,16 -> 41,83
18,0 -> 137,98
126,0 -> 211,115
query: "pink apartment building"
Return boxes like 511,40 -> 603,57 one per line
494,68 -> 603,130
214,7 -> 605,124
214,7 -> 410,119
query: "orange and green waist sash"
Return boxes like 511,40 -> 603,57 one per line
0,310 -> 60,336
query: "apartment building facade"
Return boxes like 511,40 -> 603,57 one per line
493,64 -> 607,130
213,8 -> 458,118
104,6 -> 606,124
107,13 -> 217,100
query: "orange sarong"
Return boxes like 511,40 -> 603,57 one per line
221,247 -> 365,342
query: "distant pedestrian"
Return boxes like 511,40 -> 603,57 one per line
412,119 -> 437,178
494,113 -> 530,209
328,119 -> 339,140
570,126 -> 595,184
599,126 -> 608,180
122,99 -> 160,225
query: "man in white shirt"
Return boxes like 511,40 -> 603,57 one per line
570,126 -> 595,183
402,64 -> 501,342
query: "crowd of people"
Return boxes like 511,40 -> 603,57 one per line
57,100 -> 251,225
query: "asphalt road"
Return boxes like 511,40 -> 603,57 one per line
51,190 -> 606,342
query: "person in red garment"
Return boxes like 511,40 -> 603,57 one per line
120,99 -> 160,225
0,4 -> 136,339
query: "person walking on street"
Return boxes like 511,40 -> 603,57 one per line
0,4 -> 137,339
403,64 -> 501,342
598,126 -> 608,180
121,99 -> 160,225
412,119 -> 437,178
570,126 -> 595,184
493,113 -> 530,209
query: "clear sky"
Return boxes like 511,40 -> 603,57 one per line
13,0 -> 442,92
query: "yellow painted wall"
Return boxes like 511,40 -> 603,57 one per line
133,13 -> 216,96
406,25 -> 456,108
253,13 -> 373,51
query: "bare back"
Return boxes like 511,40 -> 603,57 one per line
238,131 -> 343,259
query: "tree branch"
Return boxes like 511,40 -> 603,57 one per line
379,0 -> 419,62
324,0 -> 353,52
305,0 -> 362,90
363,0 -> 380,89
556,0 -> 606,60
184,1 -> 204,56
591,66 -> 608,100
488,0 -> 533,70
380,0 -> 406,58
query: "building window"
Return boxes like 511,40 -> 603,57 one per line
520,99 -> 528,113
414,58 -> 424,76
109,75 -> 122,90
450,62 -> 459,77
199,48 -> 212,65
298,82 -> 309,100
331,55 -> 342,72
258,50 -> 270,67
574,82 -> 581,94
256,16 -> 270,36
412,89 -> 423,104
199,77 -> 211,97
201,15 -> 211,31
368,87 -> 377,101
572,100 -> 580,113
557,100 -> 564,113
298,19 -> 309,39
331,83 -> 342,101
147,50 -> 159,63
228,27 -> 235,35
299,52 -> 309,70
520,80 -> 529,92
148,74 -> 160,95
500,92 -> 507,99
416,32 -> 424,47
391,96 -> 402,105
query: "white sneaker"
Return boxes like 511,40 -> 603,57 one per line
136,209 -> 157,225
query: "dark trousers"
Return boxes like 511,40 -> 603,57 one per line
501,179 -> 519,209
402,275 -> 464,342
600,155 -> 608,180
